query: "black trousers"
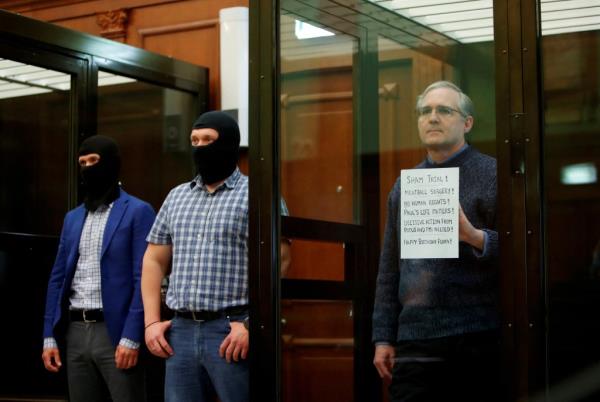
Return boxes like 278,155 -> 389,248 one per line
390,330 -> 501,402
66,321 -> 146,402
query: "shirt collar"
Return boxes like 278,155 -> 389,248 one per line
87,202 -> 113,214
426,143 -> 469,165
190,167 -> 241,191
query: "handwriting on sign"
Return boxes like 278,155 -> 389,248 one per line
400,168 -> 459,259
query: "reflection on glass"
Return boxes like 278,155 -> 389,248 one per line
542,16 -> 600,400
97,72 -> 198,210
283,239 -> 344,281
280,11 -> 357,225
370,0 -> 494,43
377,14 -> 498,240
282,300 -> 353,402
560,162 -> 597,186
0,59 -> 70,235
0,58 -> 71,98
279,1 -> 498,401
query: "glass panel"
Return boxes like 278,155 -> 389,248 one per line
0,57 -> 72,397
378,32 -> 497,225
281,300 -> 353,402
0,58 -> 70,235
280,10 -> 358,225
283,239 -> 344,281
541,4 -> 600,399
97,71 -> 198,210
278,1 -> 498,401
376,2 -> 499,401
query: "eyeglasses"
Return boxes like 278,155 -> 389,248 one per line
416,105 -> 466,118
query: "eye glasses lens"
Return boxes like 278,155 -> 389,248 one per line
437,106 -> 452,116
418,106 -> 432,116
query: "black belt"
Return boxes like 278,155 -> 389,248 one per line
175,305 -> 248,322
69,309 -> 104,322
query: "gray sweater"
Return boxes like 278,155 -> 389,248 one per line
372,146 -> 499,343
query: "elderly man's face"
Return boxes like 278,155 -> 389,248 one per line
417,87 -> 473,152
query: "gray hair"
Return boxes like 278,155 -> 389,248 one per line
416,81 -> 474,118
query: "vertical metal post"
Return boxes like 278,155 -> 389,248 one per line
249,0 -> 282,401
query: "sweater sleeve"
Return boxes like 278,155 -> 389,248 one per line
372,179 -> 402,344
475,168 -> 498,260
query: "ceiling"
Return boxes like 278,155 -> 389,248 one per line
369,0 -> 600,43
280,0 -> 600,62
0,58 -> 135,100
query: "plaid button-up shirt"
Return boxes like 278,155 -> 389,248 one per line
70,204 -> 111,310
148,168 -> 257,312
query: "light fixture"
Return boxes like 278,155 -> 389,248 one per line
97,71 -> 136,87
295,20 -> 335,39
369,0 -> 600,44
561,163 -> 598,185
0,59 -> 138,100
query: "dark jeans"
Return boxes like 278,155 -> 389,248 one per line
66,321 -> 146,402
390,330 -> 501,402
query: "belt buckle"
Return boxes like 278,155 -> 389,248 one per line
83,310 -> 97,323
191,311 -> 205,322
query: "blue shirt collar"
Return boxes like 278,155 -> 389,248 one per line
426,143 -> 469,165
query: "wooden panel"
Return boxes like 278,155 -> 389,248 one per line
129,0 -> 246,108
141,22 -> 220,107
281,67 -> 354,224
284,239 -> 344,281
280,76 -> 353,280
52,14 -> 100,34
282,349 -> 353,402
281,300 -> 354,402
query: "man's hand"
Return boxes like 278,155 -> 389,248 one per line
373,344 -> 395,380
458,205 -> 484,251
219,321 -> 249,363
115,345 -> 139,369
145,320 -> 173,358
42,348 -> 62,372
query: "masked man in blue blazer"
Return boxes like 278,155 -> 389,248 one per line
41,135 -> 155,402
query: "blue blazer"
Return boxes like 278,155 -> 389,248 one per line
43,189 -> 156,347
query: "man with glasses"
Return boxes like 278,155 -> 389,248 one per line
372,81 -> 499,401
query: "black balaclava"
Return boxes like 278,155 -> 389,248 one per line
78,135 -> 121,211
191,111 -> 240,185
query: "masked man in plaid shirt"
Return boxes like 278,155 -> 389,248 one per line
142,111 -> 290,402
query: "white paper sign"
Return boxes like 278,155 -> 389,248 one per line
400,167 -> 459,259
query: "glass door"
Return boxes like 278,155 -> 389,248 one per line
275,1 -> 500,401
0,40 -> 86,398
279,3 -> 366,400
540,2 -> 600,400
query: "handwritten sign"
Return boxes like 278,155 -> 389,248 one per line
400,167 -> 459,259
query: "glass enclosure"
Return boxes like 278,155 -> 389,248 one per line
278,1 -> 497,401
0,14 -> 207,398
0,55 -> 75,397
541,3 -> 600,400
0,59 -> 70,235
97,71 -> 197,209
